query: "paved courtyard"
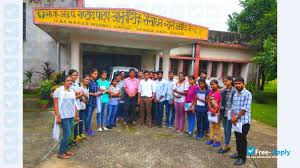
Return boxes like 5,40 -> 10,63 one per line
24,111 -> 277,168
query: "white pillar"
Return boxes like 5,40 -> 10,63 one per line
71,40 -> 80,81
155,53 -> 160,71
207,61 -> 212,79
228,63 -> 234,76
162,50 -> 170,79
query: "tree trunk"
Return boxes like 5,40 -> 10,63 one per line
260,71 -> 266,91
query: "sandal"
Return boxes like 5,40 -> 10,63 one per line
57,153 -> 70,159
65,151 -> 76,156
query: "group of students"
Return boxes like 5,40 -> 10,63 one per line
53,68 -> 252,166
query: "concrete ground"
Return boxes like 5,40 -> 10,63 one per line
24,111 -> 277,168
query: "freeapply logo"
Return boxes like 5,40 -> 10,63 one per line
247,146 -> 291,159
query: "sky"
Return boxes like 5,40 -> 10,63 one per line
84,0 -> 242,31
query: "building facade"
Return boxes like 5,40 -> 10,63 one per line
23,0 -> 257,88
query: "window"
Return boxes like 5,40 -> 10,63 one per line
199,61 -> 208,74
23,3 -> 26,41
211,62 -> 218,77
223,62 -> 229,77
233,63 -> 242,78
170,59 -> 179,74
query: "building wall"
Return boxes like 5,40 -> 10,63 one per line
141,54 -> 156,71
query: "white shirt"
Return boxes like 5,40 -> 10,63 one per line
138,78 -> 155,97
53,86 -> 76,119
173,81 -> 189,103
166,79 -> 177,100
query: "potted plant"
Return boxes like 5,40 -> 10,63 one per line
37,99 -> 49,109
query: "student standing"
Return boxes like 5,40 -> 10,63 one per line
229,77 -> 252,166
165,71 -> 176,128
138,70 -> 155,127
117,71 -> 126,123
86,69 -> 101,137
173,72 -> 189,132
107,78 -> 121,128
96,70 -> 110,131
124,69 -> 139,124
185,76 -> 199,136
151,71 -> 158,125
53,75 -> 79,159
154,71 -> 168,127
206,80 -> 223,148
73,74 -> 90,141
195,79 -> 209,140
219,76 -> 236,154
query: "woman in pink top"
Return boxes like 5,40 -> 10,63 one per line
185,76 -> 199,135
206,79 -> 223,148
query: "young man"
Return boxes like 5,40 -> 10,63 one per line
229,77 -> 252,166
154,71 -> 168,127
124,69 -> 139,124
165,71 -> 177,128
137,70 -> 144,81
138,70 -> 155,127
151,71 -> 158,125
200,70 -> 210,90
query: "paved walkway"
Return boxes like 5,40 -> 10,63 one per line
24,111 -> 277,168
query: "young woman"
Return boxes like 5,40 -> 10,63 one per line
73,74 -> 90,141
107,78 -> 122,128
185,76 -> 199,136
86,68 -> 101,137
206,80 -> 223,148
53,75 -> 79,159
96,70 -> 110,131
195,79 -> 209,140
218,76 -> 236,153
173,72 -> 189,133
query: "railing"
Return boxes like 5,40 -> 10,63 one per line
208,30 -> 251,45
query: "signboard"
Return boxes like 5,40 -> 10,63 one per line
33,8 -> 208,40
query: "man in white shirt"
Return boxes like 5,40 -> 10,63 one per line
165,71 -> 177,128
138,70 -> 155,127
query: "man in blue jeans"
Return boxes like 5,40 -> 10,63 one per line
154,71 -> 168,127
164,71 -> 176,128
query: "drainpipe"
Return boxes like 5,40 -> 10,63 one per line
57,42 -> 61,72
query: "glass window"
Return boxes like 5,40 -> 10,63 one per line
170,59 -> 179,74
211,62 -> 218,77
233,63 -> 242,78
223,62 -> 229,77
199,61 -> 208,74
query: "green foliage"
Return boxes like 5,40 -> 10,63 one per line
227,0 -> 277,87
37,99 -> 49,105
39,79 -> 54,100
23,69 -> 34,89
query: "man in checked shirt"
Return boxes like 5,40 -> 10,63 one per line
229,77 -> 253,166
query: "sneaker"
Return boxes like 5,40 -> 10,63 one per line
218,146 -> 231,154
212,141 -> 222,148
163,125 -> 167,128
206,140 -> 214,145
103,127 -> 109,131
98,127 -> 103,132
80,134 -> 87,140
169,126 -> 174,129
195,135 -> 204,141
107,126 -> 112,129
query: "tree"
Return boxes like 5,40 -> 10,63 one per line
227,0 -> 277,90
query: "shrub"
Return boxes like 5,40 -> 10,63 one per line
39,79 -> 54,100
36,62 -> 55,80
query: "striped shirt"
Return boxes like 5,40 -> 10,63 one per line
231,88 -> 252,125
87,79 -> 98,107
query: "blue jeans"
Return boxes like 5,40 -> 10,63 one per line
196,106 -> 208,137
116,102 -> 125,120
125,95 -> 137,122
74,109 -> 87,137
165,100 -> 175,127
155,101 -> 166,125
108,104 -> 118,126
59,117 -> 73,155
97,102 -> 108,127
86,105 -> 96,131
221,115 -> 232,145
187,112 -> 196,133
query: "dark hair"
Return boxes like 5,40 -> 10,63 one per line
210,79 -> 219,85
82,74 -> 90,80
178,72 -> 184,76
168,71 -> 174,74
188,75 -> 195,80
129,68 -> 136,73
157,70 -> 163,74
200,70 -> 207,75
90,68 -> 98,74
149,71 -> 153,74
235,77 -> 245,83
153,71 -> 158,75
68,69 -> 78,76
138,69 -> 143,73
100,70 -> 107,75
224,76 -> 234,86
144,70 -> 149,74
111,77 -> 118,85
62,75 -> 72,82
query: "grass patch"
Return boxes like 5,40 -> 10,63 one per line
23,89 -> 39,99
252,103 -> 277,127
